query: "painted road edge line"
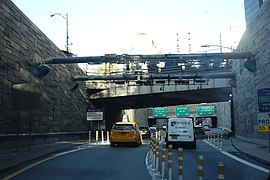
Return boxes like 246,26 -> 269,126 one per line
2,145 -> 92,179
203,139 -> 269,173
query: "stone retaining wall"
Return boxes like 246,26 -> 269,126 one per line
233,0 -> 270,145
0,0 -> 88,136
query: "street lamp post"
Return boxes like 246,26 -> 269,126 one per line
201,44 -> 235,52
50,13 -> 69,52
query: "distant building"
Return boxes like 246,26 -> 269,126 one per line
244,0 -> 265,25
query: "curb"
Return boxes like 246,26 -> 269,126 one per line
230,138 -> 270,167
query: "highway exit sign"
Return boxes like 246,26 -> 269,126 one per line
257,88 -> 270,112
153,107 -> 167,117
176,107 -> 190,116
196,106 -> 216,115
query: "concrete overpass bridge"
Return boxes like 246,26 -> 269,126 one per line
43,52 -> 252,128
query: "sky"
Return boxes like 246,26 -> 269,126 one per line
12,0 -> 246,56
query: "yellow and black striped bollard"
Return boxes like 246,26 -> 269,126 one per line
178,147 -> 183,180
161,142 -> 167,179
168,144 -> 173,180
218,161 -> 225,180
197,155 -> 204,180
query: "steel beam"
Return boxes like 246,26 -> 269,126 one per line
44,52 -> 253,65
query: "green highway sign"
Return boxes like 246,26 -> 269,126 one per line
153,107 -> 167,117
196,106 -> 216,115
176,107 -> 190,116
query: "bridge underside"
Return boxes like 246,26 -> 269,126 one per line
90,87 -> 232,110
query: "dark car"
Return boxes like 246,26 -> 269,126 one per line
139,127 -> 151,138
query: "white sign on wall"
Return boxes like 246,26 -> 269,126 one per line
257,112 -> 270,132
87,109 -> 103,121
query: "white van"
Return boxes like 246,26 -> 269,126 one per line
165,117 -> 196,149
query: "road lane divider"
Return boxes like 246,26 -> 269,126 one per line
218,161 -> 225,180
168,144 -> 173,180
178,147 -> 183,180
155,141 -> 160,172
207,133 -> 223,148
88,131 -> 91,144
204,139 -> 269,174
197,155 -> 204,180
107,131 -> 110,143
101,130 -> 104,144
161,142 -> 167,179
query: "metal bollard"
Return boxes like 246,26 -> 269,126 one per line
168,145 -> 173,180
107,131 -> 110,143
101,130 -> 104,144
218,161 -> 225,180
220,135 -> 223,148
161,142 -> 167,179
149,138 -> 153,157
96,130 -> 98,145
217,134 -> 220,147
178,147 -> 183,180
155,141 -> 160,172
197,155 -> 204,180
153,139 -> 156,168
150,138 -> 154,161
88,131 -> 91,144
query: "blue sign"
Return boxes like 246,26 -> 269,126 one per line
258,88 -> 270,112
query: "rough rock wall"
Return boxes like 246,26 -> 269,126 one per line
0,0 -> 88,134
233,0 -> 270,145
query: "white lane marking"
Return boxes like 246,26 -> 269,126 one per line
54,147 -> 87,156
203,140 -> 269,173
220,150 -> 269,173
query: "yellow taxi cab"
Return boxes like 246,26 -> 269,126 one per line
110,122 -> 142,147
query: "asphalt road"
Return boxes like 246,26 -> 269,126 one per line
2,139 -> 269,180
8,144 -> 151,180
161,140 -> 269,180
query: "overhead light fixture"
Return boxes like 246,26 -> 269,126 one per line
70,83 -> 79,91
36,65 -> 50,77
229,79 -> 237,88
244,58 -> 256,72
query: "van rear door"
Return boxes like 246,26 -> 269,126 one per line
167,117 -> 194,142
